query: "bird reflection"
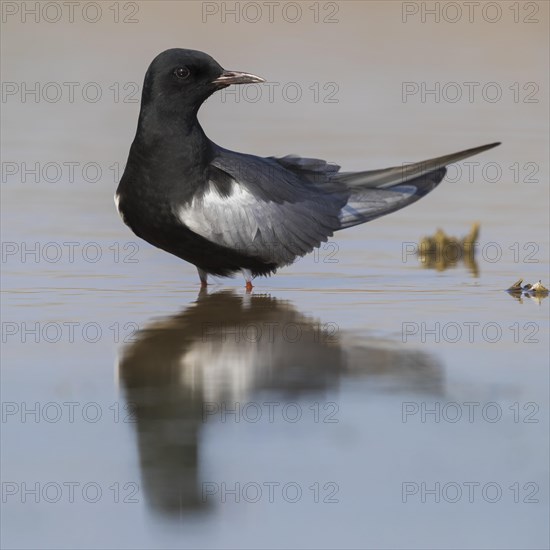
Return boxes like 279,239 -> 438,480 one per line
117,290 -> 443,517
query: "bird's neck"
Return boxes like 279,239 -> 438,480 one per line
119,107 -> 215,201
130,106 -> 214,171
140,104 -> 210,146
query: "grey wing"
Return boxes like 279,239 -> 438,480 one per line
175,142 -> 500,262
338,170 -> 446,228
334,142 -> 500,228
176,149 -> 349,266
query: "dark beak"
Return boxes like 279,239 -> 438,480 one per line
212,70 -> 265,87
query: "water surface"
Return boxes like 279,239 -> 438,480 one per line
1,2 -> 549,548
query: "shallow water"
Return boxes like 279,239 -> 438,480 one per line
1,2 -> 549,549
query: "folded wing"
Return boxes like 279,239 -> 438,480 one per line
176,142 -> 500,265
176,148 -> 348,266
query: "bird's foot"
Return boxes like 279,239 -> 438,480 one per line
241,269 -> 254,293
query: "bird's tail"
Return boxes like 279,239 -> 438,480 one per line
337,142 -> 500,229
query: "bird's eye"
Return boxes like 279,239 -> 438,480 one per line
174,67 -> 190,79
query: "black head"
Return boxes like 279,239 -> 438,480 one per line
140,48 -> 264,118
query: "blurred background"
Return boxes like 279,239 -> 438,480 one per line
1,1 -> 549,548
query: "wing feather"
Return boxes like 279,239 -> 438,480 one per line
175,142 -> 500,265
176,148 -> 348,266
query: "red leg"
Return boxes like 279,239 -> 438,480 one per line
197,267 -> 208,288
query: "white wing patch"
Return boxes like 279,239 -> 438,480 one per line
177,180 -> 262,248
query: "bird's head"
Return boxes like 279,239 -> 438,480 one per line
140,48 -> 265,119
